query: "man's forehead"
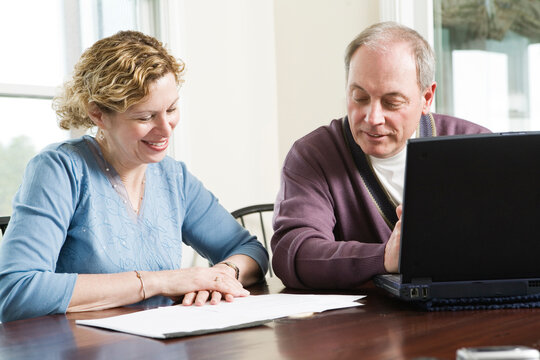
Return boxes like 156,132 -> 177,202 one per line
360,39 -> 414,55
347,42 -> 420,93
354,43 -> 415,66
349,83 -> 409,99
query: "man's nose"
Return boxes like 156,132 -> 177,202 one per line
364,102 -> 385,126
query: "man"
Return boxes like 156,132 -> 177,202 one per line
271,22 -> 489,289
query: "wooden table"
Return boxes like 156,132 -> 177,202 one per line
2,277 -> 540,360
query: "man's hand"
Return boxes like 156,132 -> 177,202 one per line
384,205 -> 402,273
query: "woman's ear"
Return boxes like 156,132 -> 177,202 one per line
87,102 -> 105,128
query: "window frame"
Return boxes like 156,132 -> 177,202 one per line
379,0 -> 436,111
0,0 -> 183,141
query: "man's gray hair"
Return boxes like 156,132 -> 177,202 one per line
344,21 -> 435,91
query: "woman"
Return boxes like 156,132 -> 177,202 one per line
0,31 -> 268,322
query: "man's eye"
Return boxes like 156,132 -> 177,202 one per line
352,92 -> 369,103
353,97 -> 368,103
383,100 -> 405,109
351,89 -> 368,103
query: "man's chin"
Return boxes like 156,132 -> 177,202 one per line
358,142 -> 393,159
368,151 -> 392,159
357,138 -> 407,159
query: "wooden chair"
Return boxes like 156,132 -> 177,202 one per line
231,203 -> 274,277
188,203 -> 276,277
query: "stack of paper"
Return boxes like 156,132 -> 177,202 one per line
76,293 -> 365,339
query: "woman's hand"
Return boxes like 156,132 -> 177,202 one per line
181,262 -> 241,305
69,255 -> 260,312
181,289 -> 234,306
68,265 -> 249,313
146,266 -> 249,306
179,254 -> 264,305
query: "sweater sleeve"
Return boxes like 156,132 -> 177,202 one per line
0,149 -> 79,322
179,163 -> 269,276
271,140 -> 387,290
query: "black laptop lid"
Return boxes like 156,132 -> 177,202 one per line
399,132 -> 540,283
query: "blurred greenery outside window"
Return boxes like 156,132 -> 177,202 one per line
434,0 -> 540,132
0,0 -> 160,217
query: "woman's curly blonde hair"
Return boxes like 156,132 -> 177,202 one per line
54,30 -> 185,130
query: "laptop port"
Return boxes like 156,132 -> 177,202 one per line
422,287 -> 429,298
410,288 -> 420,298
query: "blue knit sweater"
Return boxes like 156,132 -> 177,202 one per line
0,136 -> 268,322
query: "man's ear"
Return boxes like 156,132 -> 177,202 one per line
87,102 -> 106,128
421,82 -> 437,115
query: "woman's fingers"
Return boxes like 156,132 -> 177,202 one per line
194,290 -> 210,306
182,289 -> 245,306
182,292 -> 197,306
209,291 -> 222,305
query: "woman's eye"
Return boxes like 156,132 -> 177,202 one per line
139,115 -> 153,121
167,107 -> 177,113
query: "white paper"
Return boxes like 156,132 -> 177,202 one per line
76,294 -> 365,339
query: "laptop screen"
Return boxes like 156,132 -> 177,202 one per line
399,132 -> 540,283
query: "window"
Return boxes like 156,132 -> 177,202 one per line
433,0 -> 540,132
0,0 -> 160,215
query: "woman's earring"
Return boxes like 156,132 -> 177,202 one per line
98,130 -> 105,141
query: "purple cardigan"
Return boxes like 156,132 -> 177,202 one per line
271,114 -> 490,289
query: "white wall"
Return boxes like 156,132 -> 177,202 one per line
274,0 -> 380,163
172,0 -> 381,212
173,0 -> 280,212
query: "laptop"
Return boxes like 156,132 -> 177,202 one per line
373,131 -> 540,301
